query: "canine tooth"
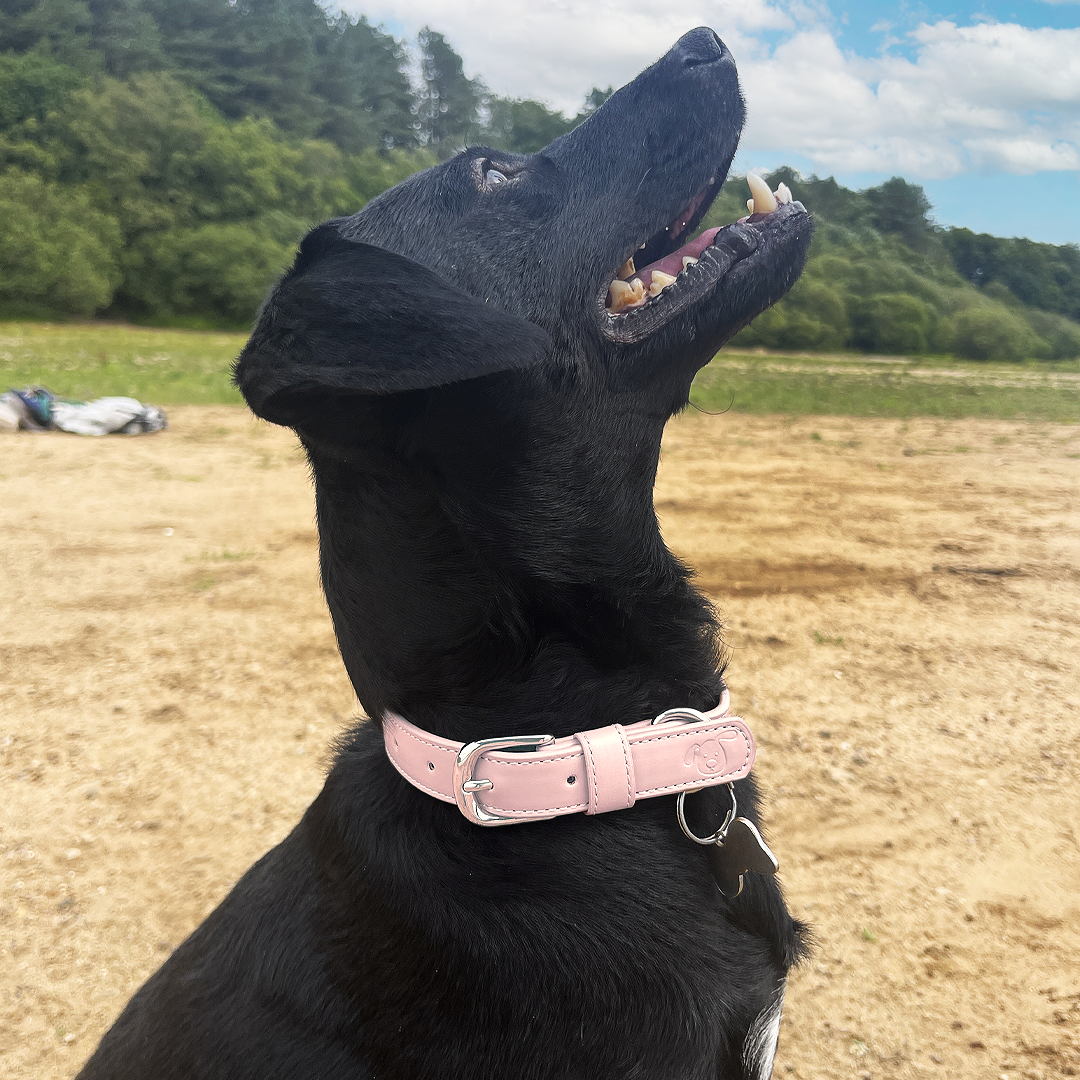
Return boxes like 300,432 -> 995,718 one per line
682,256 -> 698,272
649,270 -> 677,296
746,172 -> 778,214
608,279 -> 634,312
607,277 -> 645,313
775,182 -> 792,205
619,257 -> 636,278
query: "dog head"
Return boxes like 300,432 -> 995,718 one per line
234,29 -> 812,724
236,28 -> 810,426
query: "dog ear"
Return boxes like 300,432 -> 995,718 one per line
234,223 -> 552,425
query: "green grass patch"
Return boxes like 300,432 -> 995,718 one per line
0,322 -> 247,405
5,323 -> 1080,421
692,352 -> 1080,422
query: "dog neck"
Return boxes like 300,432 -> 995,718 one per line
300,379 -> 725,743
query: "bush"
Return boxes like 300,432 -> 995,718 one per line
733,279 -> 849,350
0,65 -> 437,324
1020,309 -> 1080,360
851,293 -> 931,354
118,213 -> 308,324
0,170 -> 121,316
947,303 -> 1048,361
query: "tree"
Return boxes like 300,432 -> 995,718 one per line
851,293 -> 931,353
315,15 -> 415,152
0,0 -> 98,71
87,0 -> 163,77
579,86 -> 612,117
0,168 -> 121,316
942,227 -> 1080,323
0,51 -> 84,131
864,176 -> 934,251
415,27 -> 482,153
484,96 -> 573,153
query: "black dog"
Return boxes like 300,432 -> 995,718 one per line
78,28 -> 811,1080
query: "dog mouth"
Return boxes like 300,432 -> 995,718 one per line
599,173 -> 808,344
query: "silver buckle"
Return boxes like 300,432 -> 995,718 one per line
453,734 -> 554,826
651,707 -> 736,845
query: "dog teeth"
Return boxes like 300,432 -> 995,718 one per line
607,277 -> 646,313
775,182 -> 792,205
746,171 -> 778,215
681,256 -> 698,272
619,256 -> 636,279
649,270 -> 677,296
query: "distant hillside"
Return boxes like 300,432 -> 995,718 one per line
701,170 -> 1080,361
0,1 -> 605,325
1,1 -> 1078,356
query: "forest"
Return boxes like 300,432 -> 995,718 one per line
2,0 -> 1079,360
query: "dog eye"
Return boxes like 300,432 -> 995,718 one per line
483,167 -> 509,189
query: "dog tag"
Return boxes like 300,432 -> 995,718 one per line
708,817 -> 779,898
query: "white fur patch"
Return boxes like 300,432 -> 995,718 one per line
742,979 -> 785,1080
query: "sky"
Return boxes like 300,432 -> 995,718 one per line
339,0 -> 1080,245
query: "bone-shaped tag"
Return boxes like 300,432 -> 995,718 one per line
708,817 -> 779,898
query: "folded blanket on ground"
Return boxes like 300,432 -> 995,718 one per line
0,387 -> 167,435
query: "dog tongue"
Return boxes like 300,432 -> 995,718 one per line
635,227 -> 724,284
608,227 -> 727,312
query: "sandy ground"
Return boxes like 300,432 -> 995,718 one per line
2,406 -> 1078,1079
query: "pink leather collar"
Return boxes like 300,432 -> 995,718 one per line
382,690 -> 756,826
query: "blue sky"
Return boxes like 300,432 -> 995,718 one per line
346,0 -> 1080,244
832,0 -> 1080,57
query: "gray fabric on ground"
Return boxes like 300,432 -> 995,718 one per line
0,393 -> 21,433
1,390 -> 168,435
50,397 -> 168,436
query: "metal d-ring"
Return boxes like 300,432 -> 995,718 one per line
676,782 -> 736,847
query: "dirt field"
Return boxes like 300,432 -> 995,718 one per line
2,406 -> 1078,1079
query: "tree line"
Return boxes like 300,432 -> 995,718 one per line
707,171 -> 1080,361
1,0 -> 602,152
1,0 -> 1078,359
0,0 -> 607,324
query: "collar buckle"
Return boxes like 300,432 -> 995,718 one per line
453,734 -> 555,825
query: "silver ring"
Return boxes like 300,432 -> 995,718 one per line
676,782 -> 737,846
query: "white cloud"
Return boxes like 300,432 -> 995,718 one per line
341,4 -> 1080,180
739,21 -> 1080,177
346,1 -> 791,112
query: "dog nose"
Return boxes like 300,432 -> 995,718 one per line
673,27 -> 728,67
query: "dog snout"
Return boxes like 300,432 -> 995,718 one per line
672,27 -> 729,68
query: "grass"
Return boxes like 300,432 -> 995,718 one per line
692,350 -> 1080,422
3,322 -> 1079,420
0,322 -> 245,405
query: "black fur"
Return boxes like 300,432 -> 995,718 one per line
79,28 -> 812,1080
